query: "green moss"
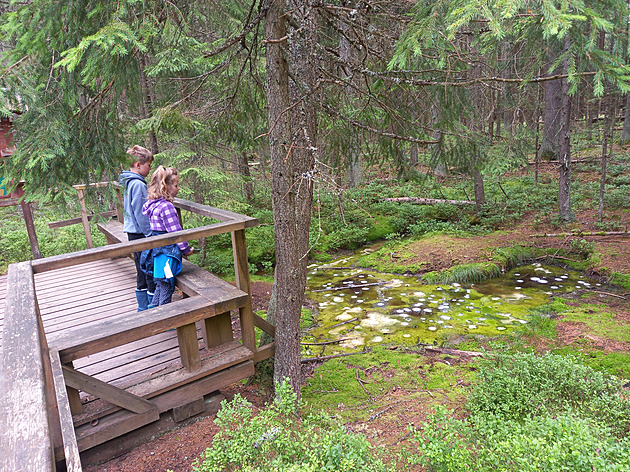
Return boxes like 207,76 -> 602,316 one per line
552,346 -> 630,379
355,241 -> 429,273
300,307 -> 315,330
609,272 -> 630,290
302,347 -> 468,421
366,215 -> 395,241
561,303 -> 630,343
421,263 -> 502,285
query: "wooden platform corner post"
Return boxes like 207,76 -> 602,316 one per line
0,261 -> 56,471
114,186 -> 125,224
75,185 -> 94,249
231,229 -> 255,352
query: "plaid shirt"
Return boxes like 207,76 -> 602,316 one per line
142,198 -> 191,254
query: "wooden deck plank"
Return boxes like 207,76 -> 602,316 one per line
48,296 -> 212,362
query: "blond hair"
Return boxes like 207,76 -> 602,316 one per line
147,165 -> 179,201
126,145 -> 154,165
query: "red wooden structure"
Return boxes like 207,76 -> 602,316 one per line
0,114 -> 41,258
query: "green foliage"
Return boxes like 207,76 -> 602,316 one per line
467,352 -> 630,436
609,272 -> 630,290
0,210 -> 106,272
410,353 -> 630,471
421,263 -> 502,285
411,407 -> 630,472
493,245 -> 536,268
568,238 -> 595,258
193,380 -> 390,472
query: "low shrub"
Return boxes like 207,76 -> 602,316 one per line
421,263 -> 502,285
193,381 -> 390,472
467,352 -> 630,436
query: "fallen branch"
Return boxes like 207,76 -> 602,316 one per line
533,231 -> 630,238
301,338 -> 352,346
356,368 -> 374,402
423,346 -> 483,357
534,254 -> 581,263
312,282 -> 384,292
328,317 -> 359,328
301,351 -> 363,363
369,405 -> 393,421
384,197 -> 474,206
587,290 -> 627,300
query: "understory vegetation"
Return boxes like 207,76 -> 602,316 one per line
2,145 -> 629,283
193,353 -> 630,472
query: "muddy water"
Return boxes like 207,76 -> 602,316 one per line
304,253 -> 599,349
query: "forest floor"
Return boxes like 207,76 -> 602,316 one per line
85,198 -> 630,472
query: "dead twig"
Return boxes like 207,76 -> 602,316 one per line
369,405 -> 393,421
301,338 -> 352,346
328,317 -> 359,328
587,290 -> 626,300
301,351 -> 363,363
356,368 -> 374,402
312,282 -> 384,292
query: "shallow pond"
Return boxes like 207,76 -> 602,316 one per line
304,253 -> 600,349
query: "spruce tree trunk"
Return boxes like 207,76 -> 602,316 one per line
473,168 -> 486,212
621,94 -> 630,144
340,1 -> 363,187
558,40 -> 573,222
540,73 -> 562,160
139,54 -> 159,154
264,0 -> 316,397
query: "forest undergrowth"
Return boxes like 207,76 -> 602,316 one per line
2,145 -> 629,472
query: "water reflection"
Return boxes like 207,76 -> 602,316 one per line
305,261 -> 599,348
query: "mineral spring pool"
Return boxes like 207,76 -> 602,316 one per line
304,256 -> 599,349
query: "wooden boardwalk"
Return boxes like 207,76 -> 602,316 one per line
0,194 -> 275,472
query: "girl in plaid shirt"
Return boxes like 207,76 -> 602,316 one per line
141,166 -> 194,307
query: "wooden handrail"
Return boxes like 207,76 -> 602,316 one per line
32,219 -> 248,273
0,262 -> 56,471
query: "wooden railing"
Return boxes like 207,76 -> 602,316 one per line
1,186 -> 274,471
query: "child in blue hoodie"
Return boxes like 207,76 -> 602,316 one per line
119,145 -> 154,311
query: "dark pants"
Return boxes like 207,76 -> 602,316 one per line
128,232 -> 155,293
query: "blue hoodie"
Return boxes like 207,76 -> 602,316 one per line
119,170 -> 151,236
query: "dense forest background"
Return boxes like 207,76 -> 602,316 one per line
1,0 -> 630,396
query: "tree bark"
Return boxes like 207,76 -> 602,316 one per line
599,98 -> 614,222
340,1 -> 363,187
264,0 -> 316,397
621,94 -> 630,144
138,54 -> 159,154
558,38 -> 573,223
540,60 -> 563,160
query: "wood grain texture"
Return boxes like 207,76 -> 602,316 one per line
0,262 -> 55,472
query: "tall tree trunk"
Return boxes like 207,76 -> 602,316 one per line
264,0 -> 316,397
139,54 -> 159,154
599,98 -> 614,222
558,39 -> 573,222
340,1 -> 363,187
621,94 -> 630,144
473,168 -> 485,212
540,73 -> 562,160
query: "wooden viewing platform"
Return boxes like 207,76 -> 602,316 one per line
0,188 -> 275,471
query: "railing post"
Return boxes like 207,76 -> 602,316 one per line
231,229 -> 256,352
0,262 -> 56,471
19,200 -> 42,259
114,186 -> 124,224
75,185 -> 94,249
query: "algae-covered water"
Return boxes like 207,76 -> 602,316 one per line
304,252 -> 599,349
